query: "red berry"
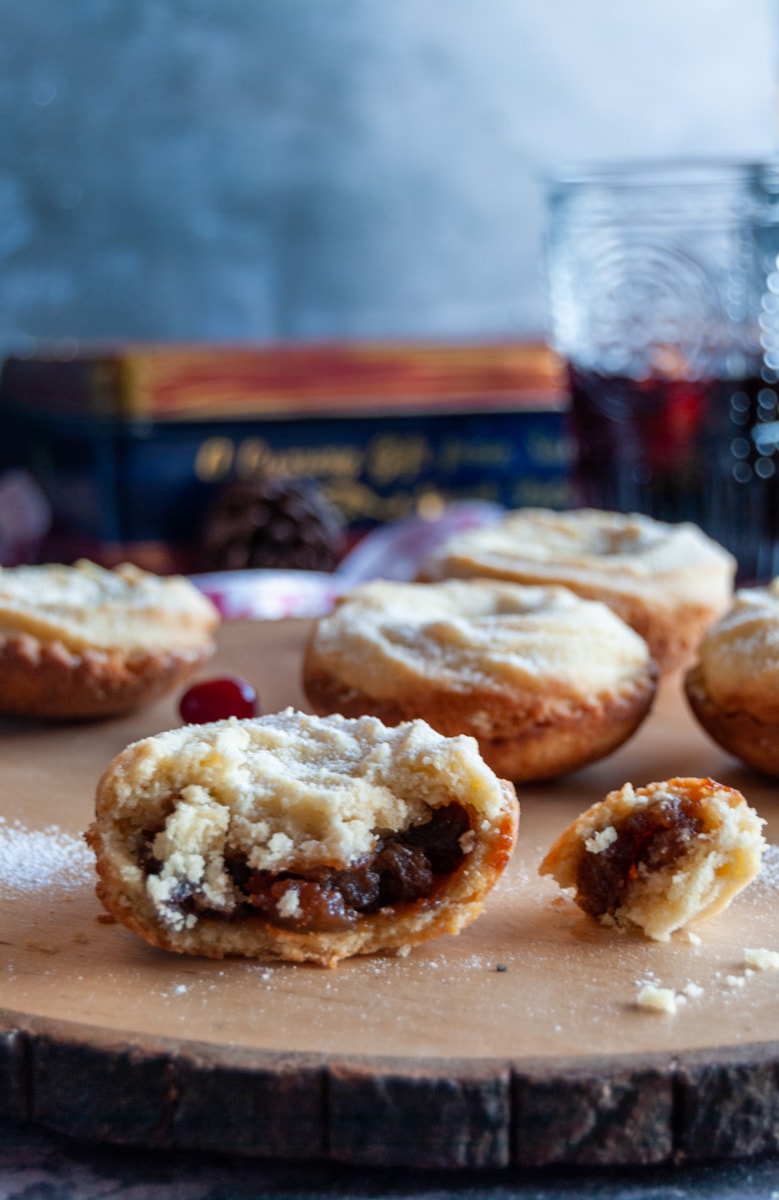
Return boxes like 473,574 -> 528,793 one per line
179,676 -> 259,724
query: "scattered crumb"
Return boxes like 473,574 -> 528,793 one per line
683,981 -> 704,999
687,930 -> 702,946
636,984 -> 679,1014
395,944 -> 411,958
744,947 -> 779,971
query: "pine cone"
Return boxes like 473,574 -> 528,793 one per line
200,476 -> 346,573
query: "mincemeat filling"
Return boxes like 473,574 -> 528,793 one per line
575,796 -> 704,918
142,802 -> 472,933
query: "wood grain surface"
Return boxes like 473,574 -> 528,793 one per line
1,617 -> 779,1167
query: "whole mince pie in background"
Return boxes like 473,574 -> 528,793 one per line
416,507 -> 736,675
303,578 -> 658,783
539,777 -> 765,941
685,579 -> 779,776
0,559 -> 220,719
86,708 -> 519,967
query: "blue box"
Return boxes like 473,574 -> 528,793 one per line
1,341 -> 572,572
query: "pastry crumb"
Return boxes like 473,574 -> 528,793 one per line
744,947 -> 779,971
636,984 -> 679,1014
584,826 -> 618,854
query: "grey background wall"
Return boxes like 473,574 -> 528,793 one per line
0,0 -> 776,353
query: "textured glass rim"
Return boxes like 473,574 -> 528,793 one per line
544,157 -> 767,192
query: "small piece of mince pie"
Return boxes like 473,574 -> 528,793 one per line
539,776 -> 764,941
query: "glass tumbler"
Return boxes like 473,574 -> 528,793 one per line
544,159 -> 779,581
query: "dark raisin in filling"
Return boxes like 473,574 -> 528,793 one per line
136,830 -> 163,876
143,802 -> 472,933
240,875 -> 356,931
234,802 -> 471,931
575,796 -> 704,918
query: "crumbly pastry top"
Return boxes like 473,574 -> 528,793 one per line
695,579 -> 779,719
308,579 -> 653,700
0,559 -> 219,652
97,708 -> 508,879
421,508 -> 735,602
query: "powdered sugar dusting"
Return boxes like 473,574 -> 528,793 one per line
760,842 -> 779,882
0,817 -> 94,897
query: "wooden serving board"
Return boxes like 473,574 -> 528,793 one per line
1,618 -> 779,1169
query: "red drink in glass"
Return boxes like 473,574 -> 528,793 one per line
566,364 -> 779,581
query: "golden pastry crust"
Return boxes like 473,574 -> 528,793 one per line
539,777 -> 765,941
417,508 -> 735,673
86,708 -> 519,967
302,579 -> 658,782
685,580 -> 779,775
0,560 -> 219,719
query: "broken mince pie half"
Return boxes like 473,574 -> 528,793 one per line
86,708 -> 519,966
